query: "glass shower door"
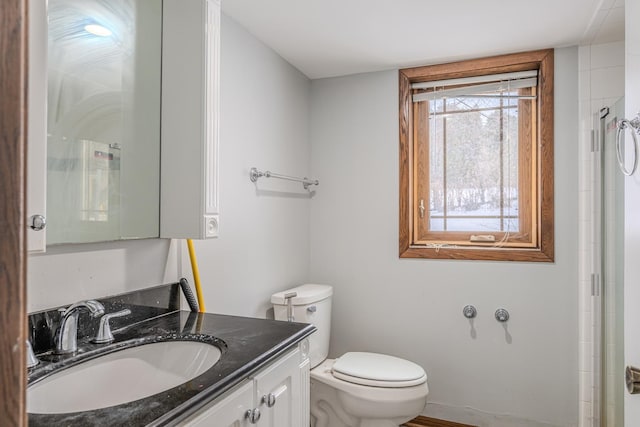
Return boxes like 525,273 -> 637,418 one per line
597,97 -> 625,427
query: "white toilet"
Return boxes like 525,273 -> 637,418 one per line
272,284 -> 429,427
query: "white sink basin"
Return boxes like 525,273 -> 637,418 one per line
28,340 -> 222,414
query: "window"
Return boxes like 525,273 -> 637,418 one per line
399,49 -> 554,262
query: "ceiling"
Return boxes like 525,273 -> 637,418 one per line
222,0 -> 625,79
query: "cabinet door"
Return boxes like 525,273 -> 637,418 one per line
177,380 -> 253,427
254,348 -> 302,427
27,0 -> 48,253
161,0 -> 220,240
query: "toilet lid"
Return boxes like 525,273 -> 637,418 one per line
331,352 -> 427,388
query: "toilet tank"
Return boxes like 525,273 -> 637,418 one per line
271,284 -> 333,368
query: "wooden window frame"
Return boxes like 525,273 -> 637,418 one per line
399,49 -> 554,262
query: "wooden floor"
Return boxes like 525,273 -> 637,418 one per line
403,415 -> 477,427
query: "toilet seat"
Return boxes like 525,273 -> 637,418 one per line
331,352 -> 427,388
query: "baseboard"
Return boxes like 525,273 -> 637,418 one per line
420,402 -> 575,427
403,415 -> 477,427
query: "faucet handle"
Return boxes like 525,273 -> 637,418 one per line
92,309 -> 131,344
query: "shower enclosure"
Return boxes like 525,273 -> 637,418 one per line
593,97 -> 625,426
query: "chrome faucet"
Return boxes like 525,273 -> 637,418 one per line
54,300 -> 105,354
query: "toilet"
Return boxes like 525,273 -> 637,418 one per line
272,284 -> 429,427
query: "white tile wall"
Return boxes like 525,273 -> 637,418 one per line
591,43 -> 625,68
623,3 -> 640,423
577,40 -> 625,427
591,68 -> 624,99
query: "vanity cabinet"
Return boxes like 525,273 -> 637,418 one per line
160,0 -> 220,240
181,380 -> 254,426
179,344 -> 310,427
254,345 -> 309,426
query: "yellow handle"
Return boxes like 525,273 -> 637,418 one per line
187,239 -> 206,312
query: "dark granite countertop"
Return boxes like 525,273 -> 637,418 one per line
27,309 -> 315,426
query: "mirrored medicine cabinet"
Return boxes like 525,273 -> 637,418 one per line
27,0 -> 220,251
46,0 -> 162,245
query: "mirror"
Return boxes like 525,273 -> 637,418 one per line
46,0 -> 161,244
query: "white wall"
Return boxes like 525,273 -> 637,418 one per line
28,14 -> 312,317
28,239 -> 179,312
309,48 -> 579,427
177,14 -> 312,318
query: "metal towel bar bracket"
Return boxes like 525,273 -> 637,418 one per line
250,167 -> 319,190
616,113 -> 640,176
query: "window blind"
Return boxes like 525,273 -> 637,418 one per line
411,70 -> 538,103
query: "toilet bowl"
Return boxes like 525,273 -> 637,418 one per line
271,284 -> 429,427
